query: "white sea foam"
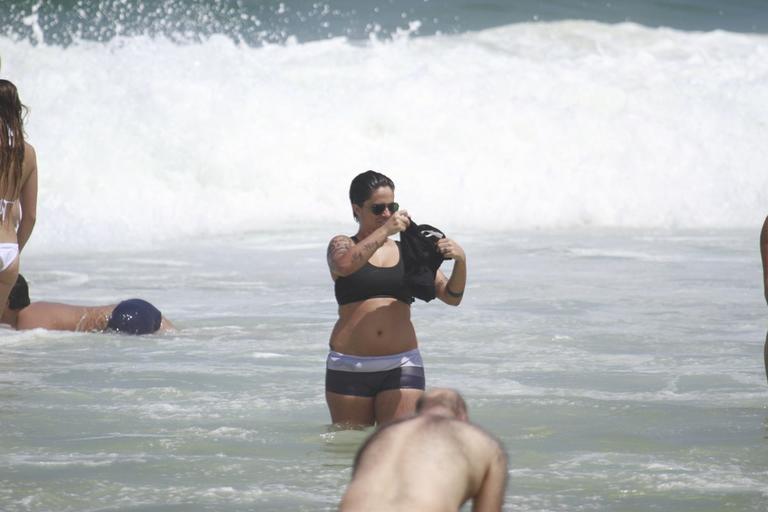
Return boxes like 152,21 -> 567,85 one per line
1,20 -> 766,253
252,352 -> 286,358
6,452 -> 148,468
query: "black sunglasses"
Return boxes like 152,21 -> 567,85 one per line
370,202 -> 399,215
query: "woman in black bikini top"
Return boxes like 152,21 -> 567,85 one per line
325,170 -> 467,427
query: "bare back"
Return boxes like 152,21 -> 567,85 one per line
340,416 -> 507,512
0,142 -> 37,244
16,302 -> 115,332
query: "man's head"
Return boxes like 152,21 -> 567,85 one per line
416,388 -> 469,421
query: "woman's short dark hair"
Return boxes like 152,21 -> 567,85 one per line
349,170 -> 395,220
349,170 -> 395,206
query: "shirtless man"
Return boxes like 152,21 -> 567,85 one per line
339,388 -> 508,512
1,274 -> 173,334
760,216 -> 768,383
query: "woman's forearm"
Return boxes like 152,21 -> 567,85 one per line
17,216 -> 35,252
442,258 -> 467,306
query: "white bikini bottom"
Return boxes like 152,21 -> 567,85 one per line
0,242 -> 19,272
326,348 -> 424,372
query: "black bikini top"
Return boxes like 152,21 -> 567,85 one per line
334,240 -> 414,305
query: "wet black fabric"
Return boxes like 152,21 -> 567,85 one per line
8,274 -> 30,311
325,366 -> 426,397
400,220 -> 446,302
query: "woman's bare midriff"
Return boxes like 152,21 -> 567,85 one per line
330,298 -> 417,356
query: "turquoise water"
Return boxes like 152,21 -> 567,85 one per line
1,229 -> 766,511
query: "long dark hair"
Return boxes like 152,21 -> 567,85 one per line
349,170 -> 395,220
0,79 -> 27,202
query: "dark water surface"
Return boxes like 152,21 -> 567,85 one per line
1,0 -> 766,47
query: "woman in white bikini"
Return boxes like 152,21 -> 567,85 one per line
325,170 -> 467,427
0,79 -> 38,316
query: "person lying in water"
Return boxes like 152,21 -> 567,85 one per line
339,388 -> 508,512
761,215 -> 768,307
761,215 -> 768,383
1,274 -> 173,334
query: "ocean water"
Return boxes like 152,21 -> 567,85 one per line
2,229 -> 767,511
1,1 -> 768,511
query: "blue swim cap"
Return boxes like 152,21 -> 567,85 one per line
106,299 -> 162,335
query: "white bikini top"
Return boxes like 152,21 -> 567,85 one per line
1,129 -> 20,223
0,198 -> 17,224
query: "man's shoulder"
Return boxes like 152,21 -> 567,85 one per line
410,415 -> 505,456
451,420 -> 506,458
365,415 -> 503,453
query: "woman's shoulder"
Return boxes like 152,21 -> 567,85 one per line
328,234 -> 355,246
327,234 -> 355,261
23,142 -> 37,169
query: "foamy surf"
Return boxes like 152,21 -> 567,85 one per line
1,20 -> 766,253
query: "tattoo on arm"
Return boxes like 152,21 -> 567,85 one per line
362,239 -> 383,254
328,235 -> 385,273
436,272 -> 464,300
349,239 -> 383,264
446,285 -> 464,298
327,236 -> 353,272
